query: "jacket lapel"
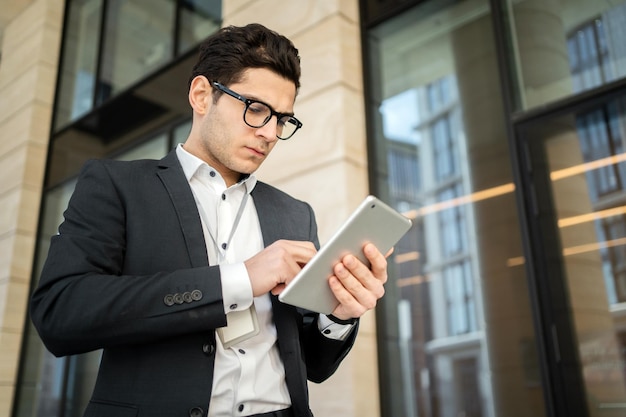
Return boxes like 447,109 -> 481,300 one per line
250,183 -> 283,247
156,150 -> 209,268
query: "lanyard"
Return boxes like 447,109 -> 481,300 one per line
192,186 -> 250,264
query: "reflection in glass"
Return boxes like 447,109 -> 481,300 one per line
529,93 -> 626,416
368,1 -> 539,416
178,0 -> 221,54
574,97 -> 626,308
113,134 -> 168,161
54,0 -> 103,130
53,0 -> 220,132
99,0 -> 175,101
507,0 -> 626,110
444,260 -> 476,336
173,119 -> 192,145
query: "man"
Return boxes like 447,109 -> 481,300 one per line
31,23 -> 387,417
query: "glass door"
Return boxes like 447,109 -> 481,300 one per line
518,91 -> 626,417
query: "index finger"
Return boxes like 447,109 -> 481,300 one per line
277,239 -> 318,263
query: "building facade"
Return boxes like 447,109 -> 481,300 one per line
1,0 -> 625,416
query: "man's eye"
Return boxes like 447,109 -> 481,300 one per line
248,102 -> 267,114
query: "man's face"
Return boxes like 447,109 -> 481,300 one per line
191,67 -> 297,186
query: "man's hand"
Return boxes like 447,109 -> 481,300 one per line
244,240 -> 317,297
329,243 -> 390,320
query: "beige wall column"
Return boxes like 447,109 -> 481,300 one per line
223,1 -> 377,416
0,0 -> 63,413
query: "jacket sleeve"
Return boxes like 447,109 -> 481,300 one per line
301,311 -> 359,383
30,159 -> 226,357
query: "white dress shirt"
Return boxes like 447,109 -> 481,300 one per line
176,144 -> 354,417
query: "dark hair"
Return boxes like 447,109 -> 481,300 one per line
188,23 -> 301,95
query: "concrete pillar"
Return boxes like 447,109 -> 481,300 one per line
223,1 -> 377,416
0,0 -> 64,414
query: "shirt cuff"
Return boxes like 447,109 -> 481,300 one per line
219,263 -> 253,313
318,314 -> 356,340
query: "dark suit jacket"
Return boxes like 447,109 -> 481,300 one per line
30,150 -> 358,417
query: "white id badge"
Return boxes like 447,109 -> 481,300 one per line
216,304 -> 260,349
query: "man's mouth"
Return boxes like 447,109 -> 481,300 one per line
246,146 -> 266,157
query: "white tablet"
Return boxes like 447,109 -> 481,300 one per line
278,195 -> 412,314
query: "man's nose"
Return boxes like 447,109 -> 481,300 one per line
256,117 -> 279,142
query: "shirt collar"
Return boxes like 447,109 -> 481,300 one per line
176,143 -> 257,192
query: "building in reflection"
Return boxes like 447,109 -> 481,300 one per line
382,75 -> 488,416
568,2 -> 626,396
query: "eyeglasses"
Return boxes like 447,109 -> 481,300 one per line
212,81 -> 303,140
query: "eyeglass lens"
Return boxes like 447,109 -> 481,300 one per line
244,102 -> 299,139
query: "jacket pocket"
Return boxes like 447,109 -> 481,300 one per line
84,400 -> 138,417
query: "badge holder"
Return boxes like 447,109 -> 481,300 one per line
217,304 -> 260,349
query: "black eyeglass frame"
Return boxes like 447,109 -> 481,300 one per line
211,81 -> 303,140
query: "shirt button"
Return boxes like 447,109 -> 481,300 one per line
238,404 -> 244,412
221,193 -> 226,200
189,407 -> 204,417
202,343 -> 215,356
323,329 -> 331,335
238,349 -> 246,354
221,243 -> 227,250
209,171 -> 216,177
229,304 -> 237,310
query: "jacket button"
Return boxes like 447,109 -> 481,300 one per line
173,293 -> 184,304
202,343 -> 215,356
189,407 -> 204,417
183,292 -> 193,303
191,290 -> 203,301
163,294 -> 174,306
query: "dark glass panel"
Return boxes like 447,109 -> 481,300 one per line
366,1 -> 544,416
54,0 -> 103,131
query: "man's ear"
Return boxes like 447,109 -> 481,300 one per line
188,75 -> 212,114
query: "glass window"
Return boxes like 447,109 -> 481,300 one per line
432,116 -> 457,181
577,104 -> 625,199
444,260 -> 476,336
53,1 -> 221,132
178,0 -> 221,54
506,0 -> 626,110
367,1 -> 542,416
522,92 -> 626,416
99,0 -> 175,102
173,119 -> 192,145
54,0 -> 104,130
113,133 -> 169,161
437,185 -> 467,257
